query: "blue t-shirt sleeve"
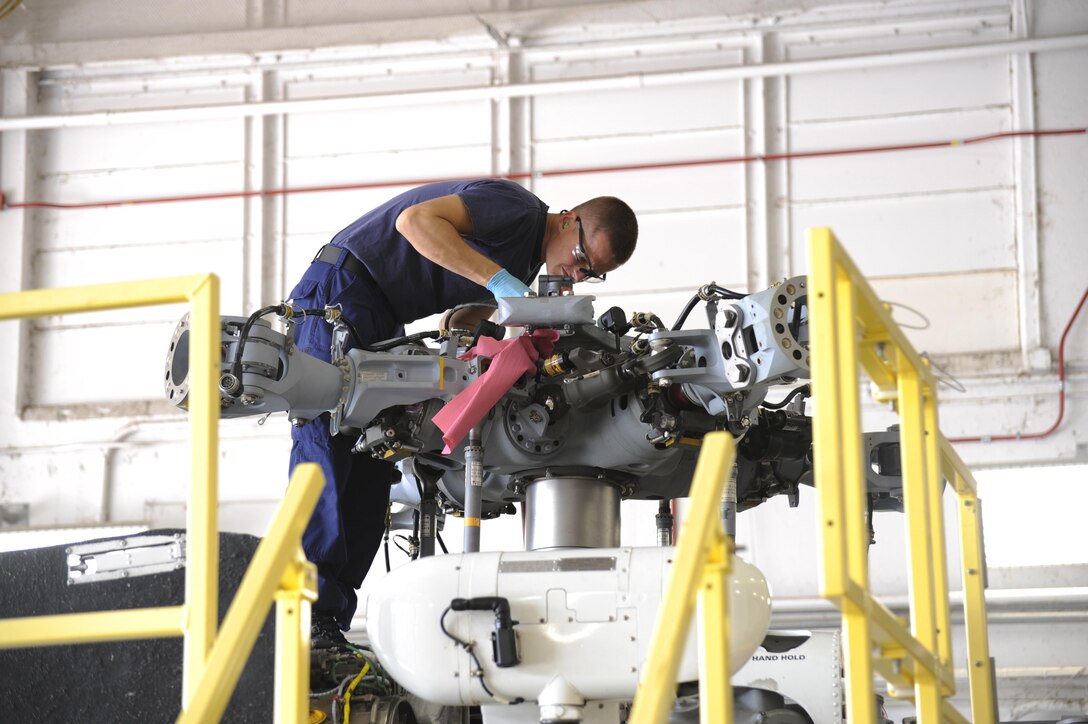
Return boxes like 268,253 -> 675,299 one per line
457,179 -> 544,250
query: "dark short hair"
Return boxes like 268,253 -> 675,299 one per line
573,196 -> 638,265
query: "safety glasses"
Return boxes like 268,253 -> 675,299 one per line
573,217 -> 606,283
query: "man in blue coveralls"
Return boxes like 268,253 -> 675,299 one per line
286,178 -> 639,648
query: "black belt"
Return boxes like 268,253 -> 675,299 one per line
313,244 -> 367,278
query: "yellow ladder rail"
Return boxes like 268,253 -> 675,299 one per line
807,227 -> 997,724
0,276 -> 323,723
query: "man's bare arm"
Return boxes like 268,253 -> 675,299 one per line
395,194 -> 503,287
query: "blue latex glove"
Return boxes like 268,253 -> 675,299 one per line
486,268 -> 532,299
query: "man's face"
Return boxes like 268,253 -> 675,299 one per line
547,213 -> 618,283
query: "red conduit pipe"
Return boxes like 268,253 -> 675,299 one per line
949,284 -> 1088,444
1,127 -> 1084,211
2,125 -> 1085,446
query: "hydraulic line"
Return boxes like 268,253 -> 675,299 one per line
763,384 -> 811,410
365,330 -> 441,351
671,282 -> 747,330
225,304 -> 287,396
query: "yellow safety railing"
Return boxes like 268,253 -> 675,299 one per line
630,432 -> 737,724
0,276 -> 324,723
807,227 -> 997,724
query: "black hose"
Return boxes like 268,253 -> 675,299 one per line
337,316 -> 366,349
762,384 -> 811,410
439,607 -> 496,698
671,284 -> 748,330
707,284 -> 746,300
284,306 -> 365,349
364,330 -> 441,352
228,304 -> 288,395
671,293 -> 701,330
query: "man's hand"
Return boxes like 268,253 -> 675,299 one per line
486,269 -> 532,299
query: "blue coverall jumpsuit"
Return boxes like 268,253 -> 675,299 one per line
287,179 -> 547,629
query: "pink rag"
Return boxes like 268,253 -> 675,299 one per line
432,329 -> 560,453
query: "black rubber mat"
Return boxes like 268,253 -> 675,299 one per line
0,529 -> 274,723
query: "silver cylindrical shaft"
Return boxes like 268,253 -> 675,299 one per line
655,499 -> 674,547
462,428 -> 483,553
524,476 -> 621,550
721,462 -> 737,539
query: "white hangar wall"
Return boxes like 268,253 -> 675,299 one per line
0,1 -> 1087,716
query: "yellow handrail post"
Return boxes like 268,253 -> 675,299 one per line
183,273 -> 221,706
178,462 -> 324,724
943,443 -> 998,723
898,361 -> 942,722
275,550 -> 319,724
629,432 -> 736,724
696,528 -> 734,724
922,370 -> 954,680
808,227 -> 877,724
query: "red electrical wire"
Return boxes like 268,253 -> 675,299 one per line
949,284 -> 1088,444
1,124 -> 1085,446
1,127 -> 1084,211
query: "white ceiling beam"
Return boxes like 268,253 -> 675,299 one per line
2,33 -> 1086,133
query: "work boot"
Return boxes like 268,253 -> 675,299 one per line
311,610 -> 351,650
